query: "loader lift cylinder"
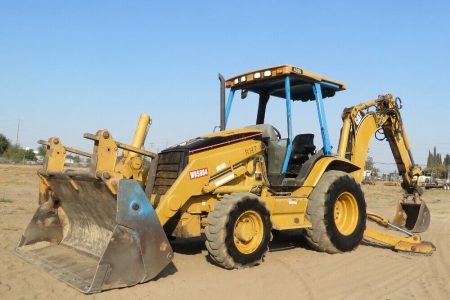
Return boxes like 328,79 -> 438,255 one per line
124,113 -> 151,158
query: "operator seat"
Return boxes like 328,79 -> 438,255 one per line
246,124 -> 285,185
245,124 -> 279,141
286,134 -> 316,178
290,134 -> 316,164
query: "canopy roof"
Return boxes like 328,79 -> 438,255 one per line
226,65 -> 346,101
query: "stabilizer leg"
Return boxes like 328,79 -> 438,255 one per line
364,211 -> 435,255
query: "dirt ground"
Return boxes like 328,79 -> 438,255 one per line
0,164 -> 449,300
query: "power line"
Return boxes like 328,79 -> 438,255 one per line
373,161 -> 427,166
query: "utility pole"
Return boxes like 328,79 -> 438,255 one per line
16,119 -> 20,145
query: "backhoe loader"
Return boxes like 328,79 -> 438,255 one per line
15,65 -> 434,294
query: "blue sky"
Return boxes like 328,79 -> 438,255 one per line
1,1 -> 449,172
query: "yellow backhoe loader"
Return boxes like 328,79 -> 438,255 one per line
15,65 -> 434,294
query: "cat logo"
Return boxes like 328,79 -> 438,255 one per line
354,111 -> 365,128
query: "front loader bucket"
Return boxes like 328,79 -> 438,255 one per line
15,175 -> 173,294
392,200 -> 430,233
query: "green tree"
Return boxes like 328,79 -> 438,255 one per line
66,154 -> 81,164
24,149 -> 36,160
425,146 -> 447,178
4,145 -> 36,163
4,145 -> 24,162
0,134 -> 10,155
365,156 -> 379,177
37,145 -> 47,157
444,154 -> 450,167
426,150 -> 432,168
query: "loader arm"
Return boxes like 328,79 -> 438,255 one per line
151,130 -> 265,227
337,93 -> 430,233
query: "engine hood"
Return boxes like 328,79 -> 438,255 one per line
162,128 -> 262,155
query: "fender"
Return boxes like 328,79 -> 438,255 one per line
302,156 -> 360,188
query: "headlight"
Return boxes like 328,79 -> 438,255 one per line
254,72 -> 261,79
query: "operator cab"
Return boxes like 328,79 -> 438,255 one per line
221,65 -> 346,187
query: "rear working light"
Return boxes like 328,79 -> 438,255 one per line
254,72 -> 261,79
263,70 -> 272,77
240,76 -> 246,82
234,78 -> 239,84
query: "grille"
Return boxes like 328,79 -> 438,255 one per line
153,150 -> 185,196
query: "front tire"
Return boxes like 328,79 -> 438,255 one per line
305,170 -> 366,253
205,193 -> 272,269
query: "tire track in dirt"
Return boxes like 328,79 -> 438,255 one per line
292,245 -> 431,300
269,253 -> 316,299
333,257 -> 422,299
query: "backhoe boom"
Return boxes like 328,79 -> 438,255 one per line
337,93 -> 431,234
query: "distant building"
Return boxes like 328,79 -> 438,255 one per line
65,158 -> 74,164
363,170 -> 372,179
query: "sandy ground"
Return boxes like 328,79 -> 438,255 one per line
0,164 -> 449,300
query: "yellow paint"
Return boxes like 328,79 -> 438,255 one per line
123,113 -> 151,158
155,134 -> 265,226
334,192 -> 358,236
37,115 -> 155,206
33,68 -> 430,259
226,64 -> 347,91
338,94 -> 421,186
364,227 -> 434,254
233,210 -> 264,254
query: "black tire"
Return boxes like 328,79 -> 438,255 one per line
205,193 -> 272,269
305,170 -> 366,253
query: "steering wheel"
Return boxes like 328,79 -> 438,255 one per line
272,126 -> 281,139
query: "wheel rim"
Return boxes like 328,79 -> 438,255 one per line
233,210 -> 264,254
334,192 -> 359,236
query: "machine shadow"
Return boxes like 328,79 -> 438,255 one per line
169,230 -> 313,257
170,236 -> 207,255
269,229 -> 312,252
155,262 -> 178,279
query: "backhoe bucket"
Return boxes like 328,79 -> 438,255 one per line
392,200 -> 430,233
15,176 -> 173,294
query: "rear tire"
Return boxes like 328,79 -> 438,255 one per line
205,193 -> 272,269
305,170 -> 366,253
